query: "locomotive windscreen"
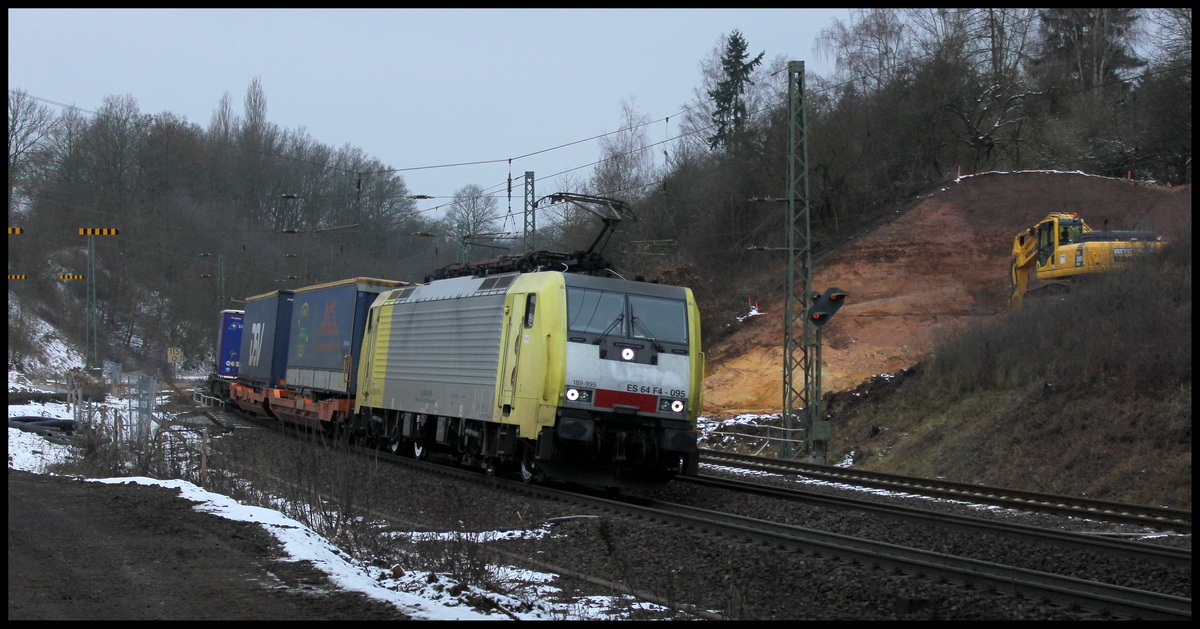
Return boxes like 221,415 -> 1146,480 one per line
629,294 -> 688,344
567,288 -> 625,335
566,287 -> 687,344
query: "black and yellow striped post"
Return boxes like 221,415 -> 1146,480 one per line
79,227 -> 119,368
59,274 -> 85,280
9,228 -> 26,282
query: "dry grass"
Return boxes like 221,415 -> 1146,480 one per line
829,238 -> 1192,509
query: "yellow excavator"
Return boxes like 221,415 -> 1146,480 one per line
1010,213 -> 1163,309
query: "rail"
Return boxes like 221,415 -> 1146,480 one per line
700,424 -> 805,457
699,449 -> 1192,533
678,474 -> 1192,568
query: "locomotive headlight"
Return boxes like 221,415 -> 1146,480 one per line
621,347 -> 635,361
565,387 -> 593,404
658,397 -> 686,413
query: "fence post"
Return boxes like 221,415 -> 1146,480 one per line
201,427 -> 209,488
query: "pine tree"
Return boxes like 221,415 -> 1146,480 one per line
1034,9 -> 1145,90
707,30 -> 765,150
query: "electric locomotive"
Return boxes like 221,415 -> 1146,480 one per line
355,269 -> 703,488
212,193 -> 702,488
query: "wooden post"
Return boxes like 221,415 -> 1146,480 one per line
200,427 -> 209,488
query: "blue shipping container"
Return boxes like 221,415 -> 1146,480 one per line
238,290 -> 294,387
286,278 -> 403,394
216,310 -> 244,376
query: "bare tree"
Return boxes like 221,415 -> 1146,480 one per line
207,90 -> 238,144
85,94 -> 149,208
1144,8 -> 1191,66
443,184 -> 500,256
237,77 -> 281,224
903,9 -> 1037,83
817,8 -> 912,93
8,89 -> 59,218
900,9 -> 1041,173
590,99 -> 654,199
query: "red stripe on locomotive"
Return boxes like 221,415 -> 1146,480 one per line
593,389 -> 658,413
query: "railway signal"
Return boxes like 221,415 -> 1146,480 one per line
809,287 -> 848,326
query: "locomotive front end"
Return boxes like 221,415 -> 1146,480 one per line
535,274 -> 702,487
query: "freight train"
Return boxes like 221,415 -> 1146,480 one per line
210,269 -> 704,488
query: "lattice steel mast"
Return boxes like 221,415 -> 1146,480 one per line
523,171 -> 536,254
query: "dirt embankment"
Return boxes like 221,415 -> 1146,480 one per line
702,172 -> 1192,416
7,469 -> 410,620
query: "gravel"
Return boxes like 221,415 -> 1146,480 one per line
211,421 -> 1191,620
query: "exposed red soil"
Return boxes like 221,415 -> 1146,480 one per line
702,172 -> 1192,416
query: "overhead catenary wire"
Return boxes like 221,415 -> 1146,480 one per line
24,51 -> 1187,199
17,53 -> 1186,234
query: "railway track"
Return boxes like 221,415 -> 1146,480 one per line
676,474 -> 1192,568
457,463 -> 1191,620
214,410 -> 1191,619
699,449 -> 1192,533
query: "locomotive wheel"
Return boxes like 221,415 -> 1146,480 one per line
519,451 -> 541,484
386,436 -> 403,455
412,441 -> 428,461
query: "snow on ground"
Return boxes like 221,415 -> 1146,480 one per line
735,302 -> 764,322
8,318 -> 670,619
87,475 -> 574,620
8,294 -> 85,377
7,315 -> 1036,617
7,368 -> 662,620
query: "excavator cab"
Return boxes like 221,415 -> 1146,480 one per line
1036,220 -> 1055,267
1036,216 -> 1084,269
1012,212 -> 1163,310
1059,219 -> 1083,245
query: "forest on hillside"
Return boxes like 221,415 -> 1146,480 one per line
8,9 -> 1192,373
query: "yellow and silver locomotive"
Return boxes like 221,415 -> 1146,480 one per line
355,270 -> 703,488
214,193 -> 702,488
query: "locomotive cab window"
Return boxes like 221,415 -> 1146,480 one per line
567,288 -> 625,336
524,293 -> 537,329
629,294 -> 688,345
567,287 -> 688,346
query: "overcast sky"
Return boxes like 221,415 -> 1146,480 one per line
9,8 -> 850,223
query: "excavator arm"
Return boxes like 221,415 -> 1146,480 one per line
1010,226 -> 1040,309
1009,212 -> 1161,310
